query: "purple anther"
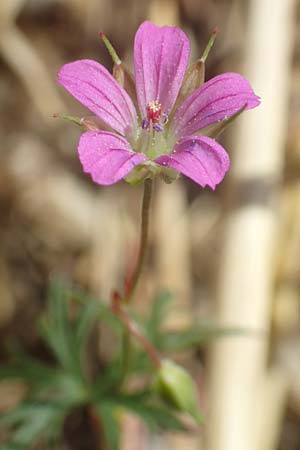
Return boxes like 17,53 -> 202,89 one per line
161,113 -> 169,124
142,118 -> 149,130
153,123 -> 164,132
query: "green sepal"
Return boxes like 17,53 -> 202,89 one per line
125,162 -> 160,186
175,28 -> 218,106
53,113 -> 82,127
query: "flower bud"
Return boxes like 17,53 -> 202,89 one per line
154,359 -> 203,425
176,59 -> 205,105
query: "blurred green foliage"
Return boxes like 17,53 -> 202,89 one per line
0,281 -> 239,449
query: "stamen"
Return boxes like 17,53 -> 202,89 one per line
142,118 -> 149,130
161,113 -> 169,125
153,123 -> 164,132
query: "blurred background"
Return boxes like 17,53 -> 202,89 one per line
0,0 -> 300,449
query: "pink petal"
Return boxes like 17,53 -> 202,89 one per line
57,59 -> 137,137
155,135 -> 230,189
78,131 -> 147,185
134,21 -> 190,118
171,73 -> 260,138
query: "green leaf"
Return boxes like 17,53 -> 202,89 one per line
1,444 -> 25,450
1,401 -> 69,447
0,362 -> 88,407
119,396 -> 185,431
160,321 -> 245,352
65,283 -> 122,333
96,403 -> 120,450
144,291 -> 173,344
74,300 -> 99,349
99,393 -> 186,432
0,350 -> 59,389
39,281 -> 80,374
48,372 -> 89,404
128,351 -> 152,374
92,361 -> 125,399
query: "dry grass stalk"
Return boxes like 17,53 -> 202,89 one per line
148,0 -> 179,26
276,182 -> 300,284
206,1 -> 296,450
153,180 -> 192,328
87,189 -> 130,301
0,1 -> 65,120
4,136 -> 95,247
273,182 -> 300,336
0,0 -> 24,24
256,370 -> 289,450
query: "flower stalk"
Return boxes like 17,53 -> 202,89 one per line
110,178 -> 159,382
125,178 -> 153,303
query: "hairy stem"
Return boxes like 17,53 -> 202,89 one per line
113,179 -> 158,381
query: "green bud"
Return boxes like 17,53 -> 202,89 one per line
154,359 -> 203,425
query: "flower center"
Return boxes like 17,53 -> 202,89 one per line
142,100 -> 168,133
146,100 -> 162,123
138,100 -> 170,160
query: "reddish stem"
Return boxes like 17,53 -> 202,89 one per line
112,292 -> 161,369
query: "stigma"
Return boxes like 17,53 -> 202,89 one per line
142,100 -> 168,132
146,100 -> 162,123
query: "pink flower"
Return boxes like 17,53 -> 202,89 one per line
57,21 -> 260,189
